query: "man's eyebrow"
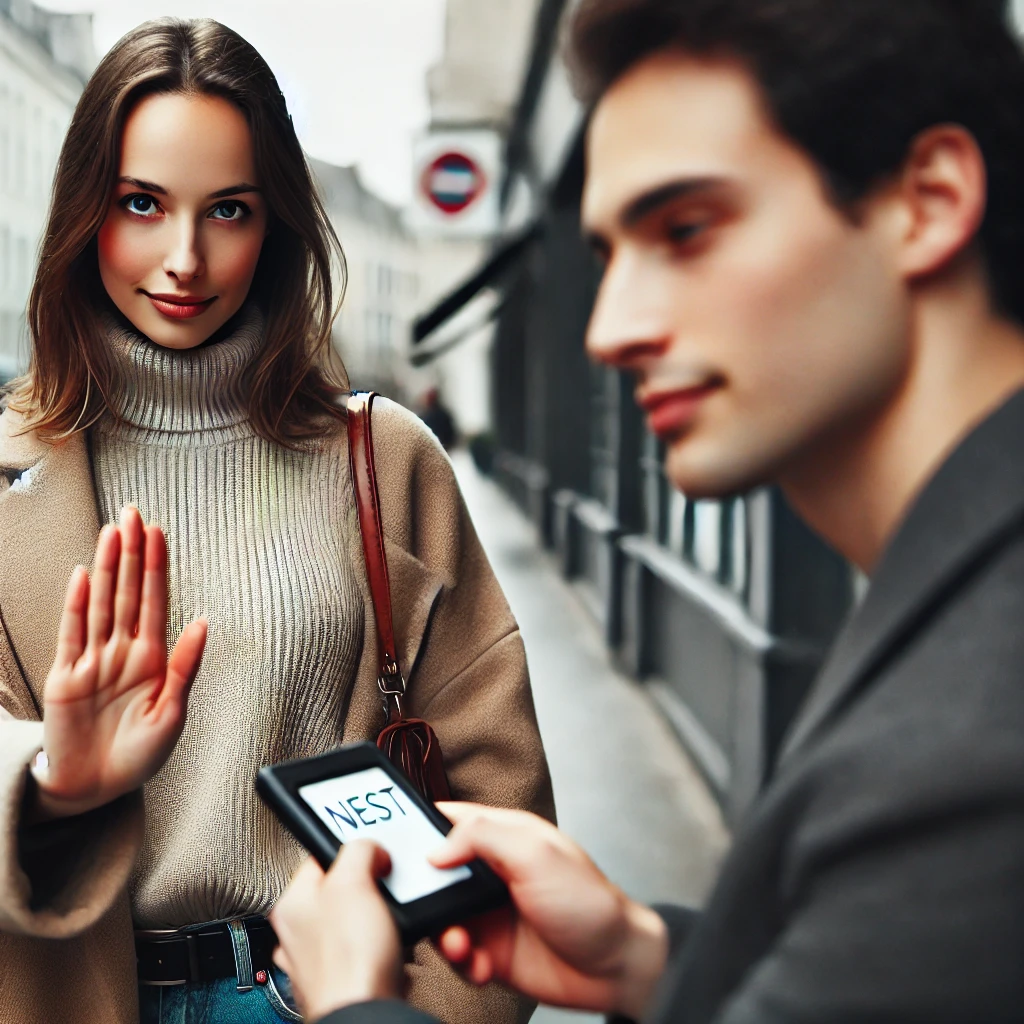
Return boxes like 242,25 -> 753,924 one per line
208,183 -> 262,199
118,176 -> 167,194
620,177 -> 722,227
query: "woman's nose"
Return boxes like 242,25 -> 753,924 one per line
163,220 -> 204,283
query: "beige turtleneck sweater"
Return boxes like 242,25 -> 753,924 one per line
89,308 -> 364,928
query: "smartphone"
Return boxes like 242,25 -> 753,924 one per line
256,742 -> 508,944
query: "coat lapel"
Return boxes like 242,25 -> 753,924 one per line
779,389 -> 1024,765
0,411 -> 99,710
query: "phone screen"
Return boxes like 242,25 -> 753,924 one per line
298,766 -> 471,904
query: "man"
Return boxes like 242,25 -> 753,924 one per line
271,0 -> 1024,1020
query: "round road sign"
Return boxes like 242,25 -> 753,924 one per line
422,152 -> 487,215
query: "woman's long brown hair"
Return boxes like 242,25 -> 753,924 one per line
10,18 -> 348,445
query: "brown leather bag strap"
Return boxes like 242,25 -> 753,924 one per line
346,391 -> 405,723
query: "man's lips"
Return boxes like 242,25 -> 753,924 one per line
640,382 -> 721,438
142,292 -> 217,320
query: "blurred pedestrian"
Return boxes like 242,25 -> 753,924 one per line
272,0 -> 1024,1021
417,388 -> 457,451
0,17 -> 553,1024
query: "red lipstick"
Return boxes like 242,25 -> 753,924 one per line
142,292 -> 216,319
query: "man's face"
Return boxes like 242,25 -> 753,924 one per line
583,52 -> 910,498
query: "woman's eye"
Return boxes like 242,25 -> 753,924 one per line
122,194 -> 160,217
210,201 -> 249,222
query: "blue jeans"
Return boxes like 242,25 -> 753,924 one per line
138,969 -> 301,1023
138,919 -> 303,1023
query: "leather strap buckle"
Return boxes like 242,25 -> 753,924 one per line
378,659 -> 406,723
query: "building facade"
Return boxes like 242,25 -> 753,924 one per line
0,0 -> 92,379
410,0 -> 542,439
309,158 -> 421,398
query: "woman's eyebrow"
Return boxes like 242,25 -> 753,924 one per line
114,178 -> 262,199
208,183 -> 262,199
118,176 -> 167,194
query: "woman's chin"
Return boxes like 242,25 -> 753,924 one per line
114,302 -> 232,351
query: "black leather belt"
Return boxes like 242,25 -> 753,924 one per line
135,916 -> 277,986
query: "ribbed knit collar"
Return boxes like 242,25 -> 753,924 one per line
102,305 -> 263,435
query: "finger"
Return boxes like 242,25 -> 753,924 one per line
271,945 -> 293,976
270,857 -> 325,934
87,526 -> 120,649
437,926 -> 473,965
468,947 -> 494,987
138,526 -> 169,647
53,567 -> 89,670
278,856 -> 327,906
430,806 -> 560,879
113,507 -> 143,636
332,840 -> 392,885
153,619 -> 207,723
289,855 -> 327,891
436,801 -> 490,823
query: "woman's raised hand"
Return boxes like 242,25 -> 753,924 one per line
33,505 -> 207,819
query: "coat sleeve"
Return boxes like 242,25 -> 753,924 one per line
0,608 -> 144,939
691,732 -> 1024,1024
701,805 -> 1024,1024
369,400 -> 555,1024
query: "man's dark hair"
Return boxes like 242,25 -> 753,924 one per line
566,0 -> 1024,324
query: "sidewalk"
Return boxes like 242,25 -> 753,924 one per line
452,453 -> 730,1024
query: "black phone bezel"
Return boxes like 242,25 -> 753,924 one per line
256,742 -> 508,944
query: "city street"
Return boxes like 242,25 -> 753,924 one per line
453,452 -> 730,1024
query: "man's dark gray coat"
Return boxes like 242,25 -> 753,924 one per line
322,390 -> 1024,1024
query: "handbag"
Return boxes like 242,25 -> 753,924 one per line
346,391 -> 452,803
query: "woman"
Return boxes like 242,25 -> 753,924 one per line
0,18 -> 553,1024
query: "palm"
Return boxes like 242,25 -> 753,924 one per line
39,508 -> 207,818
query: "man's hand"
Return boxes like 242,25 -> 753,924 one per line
430,803 -> 669,1021
270,843 -> 403,1021
34,506 -> 207,819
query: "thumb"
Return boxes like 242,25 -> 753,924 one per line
332,840 -> 392,886
429,806 -> 554,883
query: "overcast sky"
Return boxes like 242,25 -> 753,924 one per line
36,0 -> 447,206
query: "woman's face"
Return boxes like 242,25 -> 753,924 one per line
97,91 -> 269,350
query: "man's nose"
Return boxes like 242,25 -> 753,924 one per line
163,219 -> 204,283
585,258 -> 671,368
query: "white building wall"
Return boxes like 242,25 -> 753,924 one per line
310,159 -> 421,399
0,5 -> 89,378
413,0 -> 542,440
428,0 -> 542,127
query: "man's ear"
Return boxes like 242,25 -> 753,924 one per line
894,125 -> 987,280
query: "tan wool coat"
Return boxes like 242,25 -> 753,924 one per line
0,398 -> 555,1024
